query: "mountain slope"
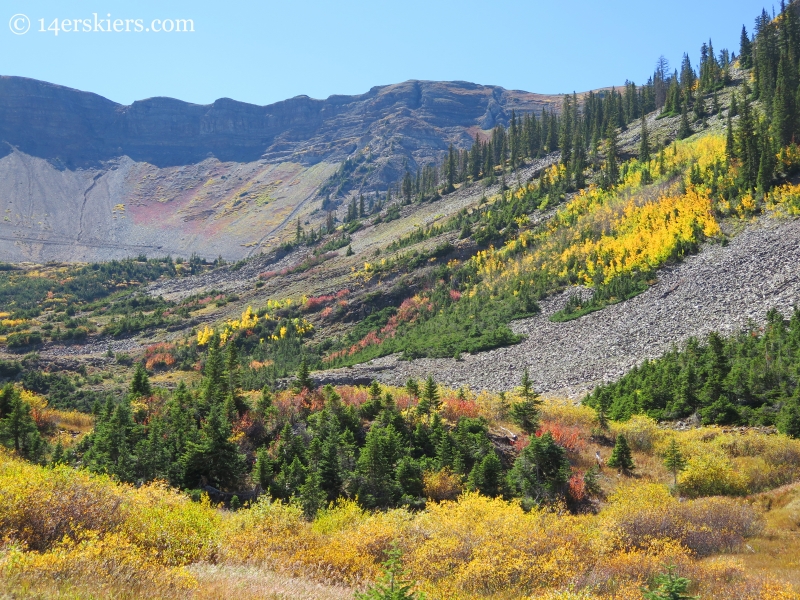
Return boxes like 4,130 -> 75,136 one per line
0,77 -> 569,262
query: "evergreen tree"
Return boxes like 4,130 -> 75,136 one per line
677,99 -> 692,140
740,25 -> 753,69
510,369 -> 541,434
772,55 -> 796,147
758,129 -> 776,193
639,115 -> 651,163
726,110 -> 735,161
225,342 -> 247,416
356,424 -> 403,507
417,375 -> 440,415
202,334 -> 226,410
355,544 -> 425,600
641,565 -> 698,600
777,395 -> 800,438
181,403 -> 246,490
396,456 -> 424,499
506,432 -> 570,502
0,388 -> 45,461
737,86 -> 760,189
299,466 -> 327,519
663,438 -> 687,487
445,145 -> 456,193
253,445 -> 273,490
607,434 -> 635,472
130,362 -> 152,398
603,120 -> 619,188
467,451 -> 503,497
294,357 -> 315,393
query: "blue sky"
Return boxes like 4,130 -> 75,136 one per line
1,0 -> 767,106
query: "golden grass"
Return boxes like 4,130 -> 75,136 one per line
189,564 -> 354,600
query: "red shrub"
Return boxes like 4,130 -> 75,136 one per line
568,472 -> 586,501
441,397 -> 480,421
143,342 -> 177,370
537,421 -> 586,454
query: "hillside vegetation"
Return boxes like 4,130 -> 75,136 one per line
4,2 -> 800,599
2,384 -> 800,599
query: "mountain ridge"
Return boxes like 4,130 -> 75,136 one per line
0,75 -> 579,262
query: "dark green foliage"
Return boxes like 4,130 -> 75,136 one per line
130,362 -> 152,398
467,451 -> 503,497
639,115 -> 651,163
294,358 -> 315,393
417,375 -> 440,415
507,432 -> 571,503
607,434 -> 635,472
586,308 -> 800,427
0,384 -> 46,461
663,438 -> 687,487
641,565 -> 697,600
777,394 -> 800,438
181,403 -> 247,490
509,369 -> 541,434
356,424 -> 404,508
355,544 -> 425,600
677,100 -> 692,140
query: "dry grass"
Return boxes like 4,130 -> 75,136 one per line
44,409 -> 94,433
189,564 -> 354,600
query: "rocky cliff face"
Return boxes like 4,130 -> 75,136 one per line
0,76 -> 564,262
0,76 -> 559,168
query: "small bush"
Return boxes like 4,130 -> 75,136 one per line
678,453 -> 748,498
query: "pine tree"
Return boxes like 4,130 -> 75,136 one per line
202,334 -> 226,410
726,110 -> 735,161
369,380 -> 382,401
777,395 -> 800,438
130,362 -> 152,398
355,544 -> 425,600
467,451 -> 503,497
294,358 -> 315,393
641,565 -> 698,600
603,120 -> 619,188
356,424 -> 403,507
677,99 -> 692,140
757,129 -> 775,192
181,403 -> 246,490
396,456 -> 423,499
405,378 -> 420,398
417,375 -> 440,415
506,431 -> 570,502
225,342 -> 247,416
607,434 -> 635,473
510,369 -> 541,434
771,55 -> 795,146
253,445 -> 273,490
299,466 -> 327,519
737,87 -> 760,189
739,25 -> 753,69
0,389 -> 45,460
639,115 -> 651,163
663,438 -> 687,487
